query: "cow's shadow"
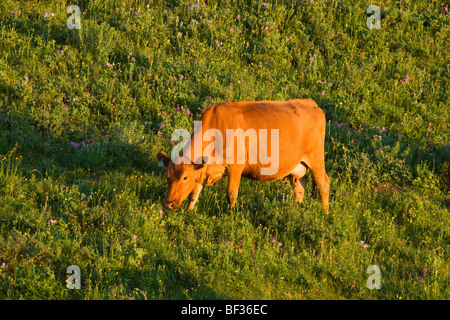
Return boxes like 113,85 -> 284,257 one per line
0,108 -> 155,177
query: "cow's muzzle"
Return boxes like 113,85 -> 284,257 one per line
164,200 -> 179,210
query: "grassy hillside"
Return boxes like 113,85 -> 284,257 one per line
0,0 -> 448,299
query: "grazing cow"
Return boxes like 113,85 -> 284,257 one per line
157,99 -> 329,212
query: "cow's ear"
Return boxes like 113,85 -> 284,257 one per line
157,151 -> 171,167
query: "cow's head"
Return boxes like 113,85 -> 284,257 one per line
157,151 -> 207,209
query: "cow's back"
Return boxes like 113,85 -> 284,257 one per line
202,99 -> 323,129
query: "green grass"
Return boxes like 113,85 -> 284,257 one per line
0,0 -> 449,300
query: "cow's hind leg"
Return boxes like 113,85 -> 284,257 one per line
289,175 -> 307,204
308,163 -> 329,212
288,163 -> 308,205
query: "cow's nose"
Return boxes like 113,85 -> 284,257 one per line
164,200 -> 176,209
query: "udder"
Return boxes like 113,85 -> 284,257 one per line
289,163 -> 307,178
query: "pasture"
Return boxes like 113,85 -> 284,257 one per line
0,0 -> 449,300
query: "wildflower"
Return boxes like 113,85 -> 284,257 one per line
382,127 -> 386,132
278,242 -> 282,246
181,75 -> 184,79
364,244 -> 369,248
359,241 -> 364,246
378,148 -> 382,152
49,219 -> 56,224
132,235 -> 137,240
105,135 -> 109,139
159,209 -> 163,214
264,3 -> 268,6
236,15 -> 240,18
157,131 -> 162,135
230,28 -> 234,31
398,134 -> 402,138
271,237 -> 274,241
321,92 -> 325,95
337,122 -> 343,127
186,110 -> 191,115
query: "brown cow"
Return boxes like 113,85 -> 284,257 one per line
157,99 -> 329,212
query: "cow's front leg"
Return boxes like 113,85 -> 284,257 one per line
187,182 -> 203,211
226,166 -> 244,211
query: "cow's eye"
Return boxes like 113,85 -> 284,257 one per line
183,176 -> 188,181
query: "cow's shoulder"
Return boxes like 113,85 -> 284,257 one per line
200,102 -> 247,125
